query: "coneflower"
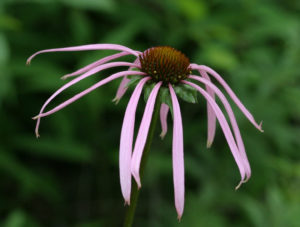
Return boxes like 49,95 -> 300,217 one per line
27,43 -> 263,220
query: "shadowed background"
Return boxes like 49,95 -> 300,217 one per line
1,0 -> 300,226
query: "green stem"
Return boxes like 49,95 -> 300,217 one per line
123,97 -> 161,227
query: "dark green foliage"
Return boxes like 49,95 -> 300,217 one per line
0,0 -> 300,226
174,84 -> 198,104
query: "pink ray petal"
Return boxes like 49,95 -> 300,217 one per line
189,75 -> 251,181
131,82 -> 162,188
61,52 -> 132,80
34,61 -> 139,137
183,81 -> 246,188
198,70 -> 216,148
169,84 -> 185,220
119,77 -> 151,205
33,70 -> 146,120
159,103 -> 169,139
113,58 -> 141,104
190,64 -> 263,132
112,77 -> 131,104
27,44 -> 140,64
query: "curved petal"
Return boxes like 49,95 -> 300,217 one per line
112,77 -> 131,104
169,85 -> 185,220
190,64 -> 263,132
33,70 -> 146,120
119,77 -> 151,205
198,70 -> 216,148
189,75 -> 251,181
34,61 -> 140,137
27,43 -> 140,64
159,103 -> 169,139
62,52 -> 132,80
183,80 -> 246,188
131,82 -> 162,188
113,58 -> 141,104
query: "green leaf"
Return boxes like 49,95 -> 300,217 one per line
160,87 -> 173,116
125,75 -> 142,89
174,84 -> 198,104
60,0 -> 116,12
12,135 -> 92,163
0,150 -> 60,200
0,34 -> 9,65
3,209 -> 41,227
143,82 -> 156,103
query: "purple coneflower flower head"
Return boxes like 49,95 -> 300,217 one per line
27,43 -> 263,220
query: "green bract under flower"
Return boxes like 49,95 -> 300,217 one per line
139,46 -> 191,85
126,75 -> 199,116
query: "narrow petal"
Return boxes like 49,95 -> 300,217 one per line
190,64 -> 263,132
113,58 -> 141,104
159,103 -> 169,139
27,43 -> 140,64
198,70 -> 216,148
131,82 -> 162,188
112,77 -> 131,104
189,75 -> 251,181
34,61 -> 139,137
183,81 -> 246,187
169,84 -> 185,220
62,52 -> 131,80
119,77 -> 151,205
33,70 -> 146,120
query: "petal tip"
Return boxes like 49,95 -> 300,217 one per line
243,177 -> 250,183
258,121 -> 264,132
235,181 -> 243,190
131,170 -> 141,189
112,97 -> 120,105
35,127 -> 40,138
135,177 -> 141,189
243,171 -> 251,183
206,140 -> 213,148
32,115 -> 39,120
160,131 -> 166,140
61,74 -> 69,80
177,212 -> 183,222
124,200 -> 130,206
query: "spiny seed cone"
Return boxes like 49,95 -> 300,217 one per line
139,46 -> 191,85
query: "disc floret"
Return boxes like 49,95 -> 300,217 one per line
139,46 -> 191,85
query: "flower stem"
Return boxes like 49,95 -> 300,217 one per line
123,97 -> 161,227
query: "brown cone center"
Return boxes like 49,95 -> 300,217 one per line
139,46 -> 191,85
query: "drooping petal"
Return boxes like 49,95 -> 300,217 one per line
189,75 -> 251,181
34,62 -> 139,137
62,52 -> 132,80
183,81 -> 246,187
27,43 -> 140,64
119,77 -> 151,205
159,103 -> 169,139
33,70 -> 146,120
113,58 -> 141,104
131,82 -> 162,188
190,64 -> 263,132
112,77 -> 131,104
198,70 -> 216,148
169,84 -> 185,220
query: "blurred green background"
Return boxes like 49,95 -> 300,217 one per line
1,0 -> 300,226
